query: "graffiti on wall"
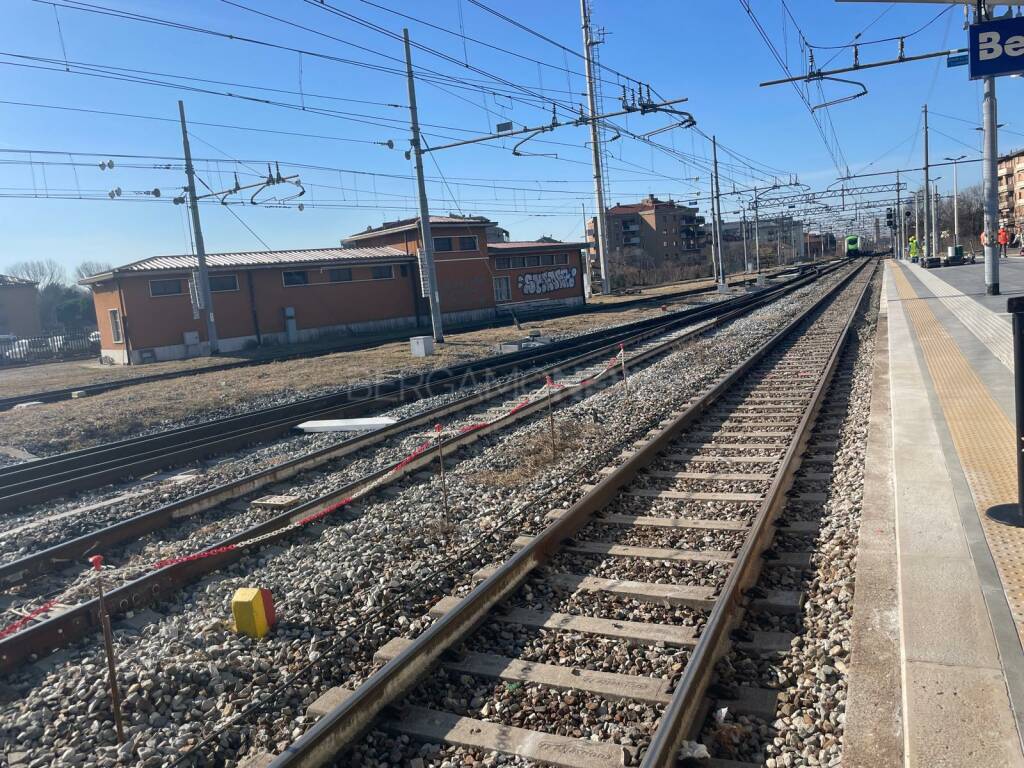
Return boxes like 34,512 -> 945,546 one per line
517,267 -> 578,296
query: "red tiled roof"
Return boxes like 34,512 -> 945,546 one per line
79,246 -> 412,284
344,215 -> 494,242
488,240 -> 586,252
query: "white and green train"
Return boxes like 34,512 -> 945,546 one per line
844,235 -> 861,258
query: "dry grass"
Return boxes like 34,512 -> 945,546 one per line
472,420 -> 604,488
0,305 -> 661,456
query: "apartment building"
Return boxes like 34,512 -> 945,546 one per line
586,195 -> 709,265
998,149 -> 1024,232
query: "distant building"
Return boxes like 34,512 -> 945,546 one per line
998,149 -> 1024,233
82,215 -> 586,364
0,274 -> 41,338
586,195 -> 709,267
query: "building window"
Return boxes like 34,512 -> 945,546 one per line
283,270 -> 309,286
400,265 -> 409,277
109,309 -> 123,344
328,267 -> 353,283
433,236 -> 453,252
541,254 -> 554,266
149,278 -> 183,297
493,276 -> 511,302
511,256 -> 526,268
525,255 -> 541,267
458,235 -> 478,251
208,274 -> 238,293
495,257 -> 511,269
371,265 -> 394,280
555,254 -> 569,265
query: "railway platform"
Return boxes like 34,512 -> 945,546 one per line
845,259 -> 1024,767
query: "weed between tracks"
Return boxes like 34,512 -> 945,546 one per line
472,421 -> 604,488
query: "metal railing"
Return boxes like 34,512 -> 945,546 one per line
0,331 -> 98,366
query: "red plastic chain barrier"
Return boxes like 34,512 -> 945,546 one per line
296,496 -> 355,526
507,397 -> 533,416
391,438 -> 434,473
0,598 -> 59,641
0,355 -> 629,643
151,544 -> 239,570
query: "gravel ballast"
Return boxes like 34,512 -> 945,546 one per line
0,269 -> 855,768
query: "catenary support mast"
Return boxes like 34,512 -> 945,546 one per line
178,100 -> 219,355
581,0 -> 611,293
403,28 -> 445,342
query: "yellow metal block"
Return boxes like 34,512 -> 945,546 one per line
232,587 -> 270,638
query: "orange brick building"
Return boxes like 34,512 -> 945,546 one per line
82,216 -> 586,364
343,215 -> 586,323
0,275 -> 41,338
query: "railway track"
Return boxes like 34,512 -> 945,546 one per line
0,266 -> 833,514
256,259 -> 875,767
0,268 -> 794,412
0,264 -> 846,674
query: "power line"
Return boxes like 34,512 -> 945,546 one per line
465,0 -> 643,89
0,99 -> 397,147
738,0 -> 849,176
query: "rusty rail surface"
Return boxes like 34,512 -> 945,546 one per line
0,266 -> 838,514
267,259 -> 873,767
0,265 -> 844,674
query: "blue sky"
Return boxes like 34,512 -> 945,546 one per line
0,0 -> 1017,275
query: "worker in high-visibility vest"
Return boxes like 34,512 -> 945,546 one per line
909,236 -> 919,261
999,226 -> 1010,258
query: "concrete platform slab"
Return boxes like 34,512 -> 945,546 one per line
843,261 -> 1024,767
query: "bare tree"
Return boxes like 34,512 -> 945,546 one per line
5,259 -> 68,287
74,261 -> 113,281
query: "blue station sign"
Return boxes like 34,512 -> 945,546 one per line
970,16 -> 1024,80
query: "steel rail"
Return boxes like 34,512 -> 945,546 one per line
640,259 -> 876,766
0,279 -> 778,587
0,265 -> 836,513
265,259 -> 871,768
0,266 -> 836,673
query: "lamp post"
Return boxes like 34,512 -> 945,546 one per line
945,155 -> 966,249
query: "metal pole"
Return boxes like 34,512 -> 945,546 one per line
923,104 -> 931,261
776,216 -> 782,266
952,159 -> 960,247
1010,296 -> 1024,526
178,100 -> 218,355
404,29 -> 445,342
580,0 -> 611,294
753,190 -> 761,273
434,424 -> 449,522
89,556 -> 125,744
711,136 -> 725,286
984,74 -> 1000,294
933,184 -> 941,259
914,189 -> 920,246
545,376 -> 557,460
741,208 -> 749,273
896,169 -> 903,259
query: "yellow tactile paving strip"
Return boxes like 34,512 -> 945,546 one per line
890,262 -> 1024,635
